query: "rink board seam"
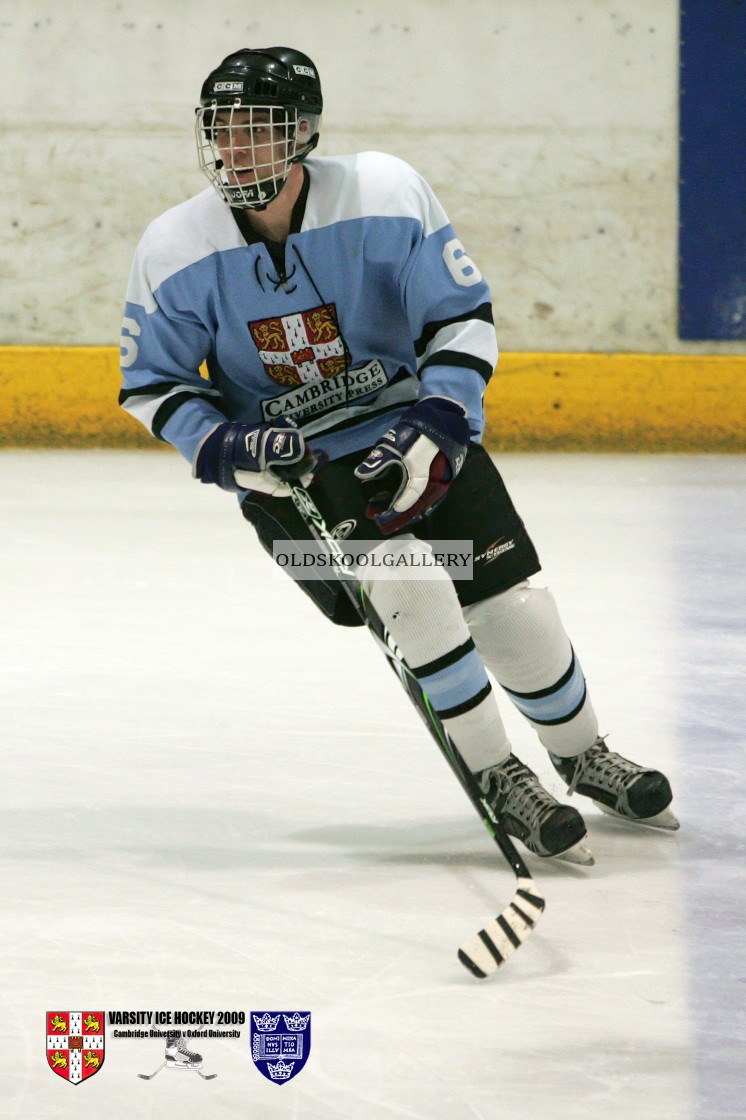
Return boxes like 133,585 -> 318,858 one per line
1,346 -> 744,451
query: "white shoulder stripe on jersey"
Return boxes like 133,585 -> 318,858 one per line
416,319 -> 498,371
301,152 -> 449,237
126,189 -> 246,310
121,383 -> 221,434
127,154 -> 448,307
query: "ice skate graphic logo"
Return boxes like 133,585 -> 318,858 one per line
250,1010 -> 311,1085
46,1011 -> 105,1084
249,304 -> 351,387
138,1032 -> 217,1081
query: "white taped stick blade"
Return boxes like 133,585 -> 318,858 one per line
457,877 -> 546,979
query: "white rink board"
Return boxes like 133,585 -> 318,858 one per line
2,450 -> 745,1118
6,0 -> 741,354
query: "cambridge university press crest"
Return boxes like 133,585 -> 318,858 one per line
46,1012 -> 105,1084
250,1011 -> 311,1085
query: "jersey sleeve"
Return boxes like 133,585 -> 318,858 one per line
397,171 -> 497,440
119,235 -> 227,464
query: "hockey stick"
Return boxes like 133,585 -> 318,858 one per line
284,481 -> 545,978
138,1062 -> 165,1080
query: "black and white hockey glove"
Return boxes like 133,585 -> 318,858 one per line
354,396 -> 471,535
194,419 -> 325,496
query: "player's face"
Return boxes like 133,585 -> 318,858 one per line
212,108 -> 289,187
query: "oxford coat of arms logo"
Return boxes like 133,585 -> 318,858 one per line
250,1011 -> 311,1085
46,1011 -> 105,1084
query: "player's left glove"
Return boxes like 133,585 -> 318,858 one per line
354,396 -> 471,535
194,419 -> 325,495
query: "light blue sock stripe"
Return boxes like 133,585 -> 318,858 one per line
506,660 -> 586,723
417,647 -> 490,713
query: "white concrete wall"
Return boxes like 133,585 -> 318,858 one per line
0,0 -> 735,351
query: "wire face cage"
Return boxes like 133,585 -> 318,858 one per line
195,101 -> 319,208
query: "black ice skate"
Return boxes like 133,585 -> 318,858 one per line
549,737 -> 679,831
138,1034 -> 217,1080
165,1034 -> 203,1069
477,754 -> 593,864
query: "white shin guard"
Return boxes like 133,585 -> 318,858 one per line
463,581 -> 599,757
359,537 -> 511,772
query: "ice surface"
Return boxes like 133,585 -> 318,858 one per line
1,451 -> 744,1119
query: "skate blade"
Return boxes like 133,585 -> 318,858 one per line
553,838 -> 595,865
594,801 -> 680,831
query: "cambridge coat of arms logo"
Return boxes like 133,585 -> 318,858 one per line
46,1012 -> 105,1084
250,1011 -> 311,1085
249,304 -> 350,386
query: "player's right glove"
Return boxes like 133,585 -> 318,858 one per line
354,396 -> 471,535
193,420 -> 325,495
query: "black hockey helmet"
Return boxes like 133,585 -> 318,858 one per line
196,47 -> 323,209
200,47 -> 322,115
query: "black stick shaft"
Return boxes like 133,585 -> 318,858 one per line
285,483 -> 532,882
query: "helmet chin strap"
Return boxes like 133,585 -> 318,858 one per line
228,174 -> 288,211
226,133 -> 318,211
245,185 -> 284,211
291,131 -> 320,162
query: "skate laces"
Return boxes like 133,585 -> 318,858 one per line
571,738 -> 642,796
483,756 -> 560,833
172,1036 -> 197,1058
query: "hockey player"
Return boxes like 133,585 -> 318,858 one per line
119,46 -> 677,861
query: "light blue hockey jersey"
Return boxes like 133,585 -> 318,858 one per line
119,151 -> 498,469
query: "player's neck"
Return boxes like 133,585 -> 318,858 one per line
245,165 -> 304,244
